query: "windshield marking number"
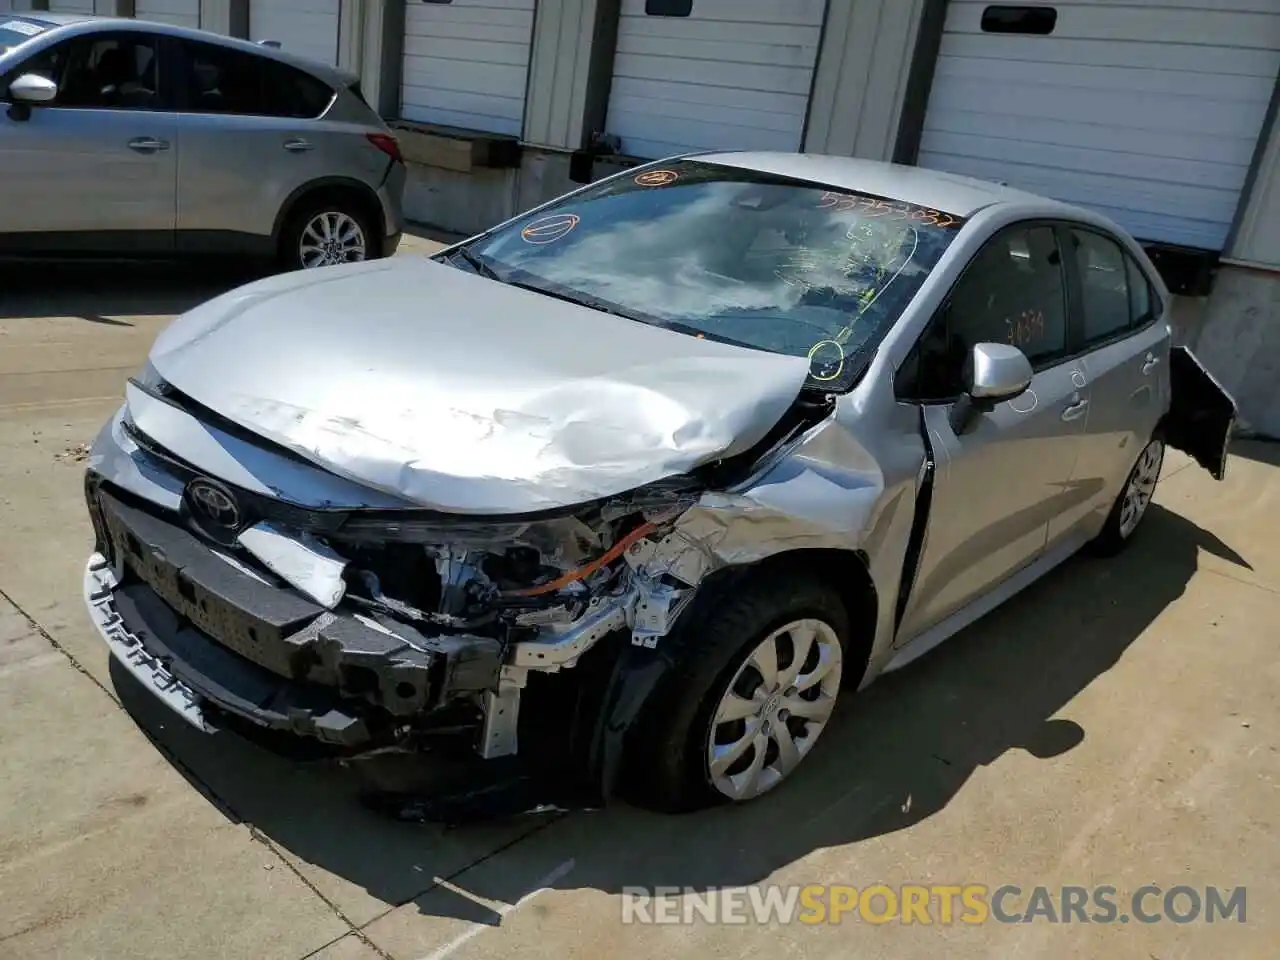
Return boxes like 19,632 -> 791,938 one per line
818,191 -> 957,228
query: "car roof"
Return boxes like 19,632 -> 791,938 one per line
17,15 -> 358,88
693,151 -> 1078,220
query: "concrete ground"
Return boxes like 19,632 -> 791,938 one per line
1,237 -> 1277,959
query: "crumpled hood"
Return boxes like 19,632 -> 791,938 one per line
146,257 -> 812,514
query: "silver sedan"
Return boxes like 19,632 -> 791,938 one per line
81,153 -> 1235,817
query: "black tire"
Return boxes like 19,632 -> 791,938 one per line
1088,436 -> 1166,557
623,573 -> 852,814
277,194 -> 379,272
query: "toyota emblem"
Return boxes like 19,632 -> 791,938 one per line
185,477 -> 242,530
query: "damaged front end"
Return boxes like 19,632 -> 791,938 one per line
83,378 -> 841,819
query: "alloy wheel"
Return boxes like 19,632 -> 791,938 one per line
299,211 -> 367,268
706,618 -> 843,801
1119,439 -> 1164,538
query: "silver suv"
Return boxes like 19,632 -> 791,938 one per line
0,14 -> 405,270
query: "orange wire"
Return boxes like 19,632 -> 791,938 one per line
502,521 -> 658,598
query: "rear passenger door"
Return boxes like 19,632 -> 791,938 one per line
1051,225 -> 1168,545
170,40 -> 336,251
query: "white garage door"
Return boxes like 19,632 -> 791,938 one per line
400,0 -> 535,137
135,0 -> 199,29
46,0 -> 95,13
605,0 -> 825,159
250,0 -> 340,66
918,1 -> 1280,251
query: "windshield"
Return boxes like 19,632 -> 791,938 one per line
459,160 -> 966,389
0,17 -> 49,56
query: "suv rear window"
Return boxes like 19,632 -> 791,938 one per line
181,39 -> 335,118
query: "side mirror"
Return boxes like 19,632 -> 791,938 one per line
9,73 -> 57,105
949,342 -> 1034,434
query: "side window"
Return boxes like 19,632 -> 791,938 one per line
1126,255 -> 1155,326
181,42 -> 332,118
1069,229 -> 1131,345
57,34 -> 160,110
901,224 -> 1068,401
182,40 -> 266,114
262,59 -> 334,119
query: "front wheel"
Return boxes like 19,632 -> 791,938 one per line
624,575 -> 850,813
1090,437 -> 1165,556
279,198 -> 377,271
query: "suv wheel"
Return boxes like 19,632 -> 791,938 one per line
280,197 -> 376,271
625,574 -> 850,813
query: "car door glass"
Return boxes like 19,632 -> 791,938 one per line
262,59 -> 334,119
1126,255 -> 1154,327
1069,229 -> 1131,345
181,41 -> 332,119
904,225 -> 1068,400
182,41 -> 267,115
58,34 -> 160,110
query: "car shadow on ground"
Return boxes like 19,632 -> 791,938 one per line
110,503 -> 1247,923
0,260 -> 262,321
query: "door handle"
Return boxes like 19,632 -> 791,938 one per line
283,138 -> 313,152
1142,353 -> 1160,375
1061,395 -> 1090,422
127,137 -> 169,153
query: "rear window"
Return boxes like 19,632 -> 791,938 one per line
464,160 -> 966,388
0,17 -> 50,56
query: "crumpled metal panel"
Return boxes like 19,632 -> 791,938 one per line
145,257 -> 813,514
619,398 -> 925,677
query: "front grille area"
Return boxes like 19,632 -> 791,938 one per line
86,484 -> 505,719
121,419 -> 352,537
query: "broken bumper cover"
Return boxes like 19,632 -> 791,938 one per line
83,486 -> 506,748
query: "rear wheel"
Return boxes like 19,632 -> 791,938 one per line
279,195 -> 377,271
624,574 -> 850,813
1090,437 -> 1165,556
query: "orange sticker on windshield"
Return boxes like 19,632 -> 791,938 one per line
521,213 -> 580,245
635,169 -> 679,187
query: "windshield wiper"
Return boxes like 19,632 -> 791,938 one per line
451,247 -> 503,281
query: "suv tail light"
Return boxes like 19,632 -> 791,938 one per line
366,133 -> 403,164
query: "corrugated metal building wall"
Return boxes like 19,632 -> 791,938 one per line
917,0 -> 1280,252
400,0 -> 536,136
603,0 -> 826,158
134,0 -> 200,28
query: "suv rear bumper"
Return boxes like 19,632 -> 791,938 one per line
377,162 -> 406,246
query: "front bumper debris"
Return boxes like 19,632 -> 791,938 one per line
84,486 -> 506,747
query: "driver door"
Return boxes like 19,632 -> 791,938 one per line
0,31 -> 176,250
895,223 -> 1089,643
